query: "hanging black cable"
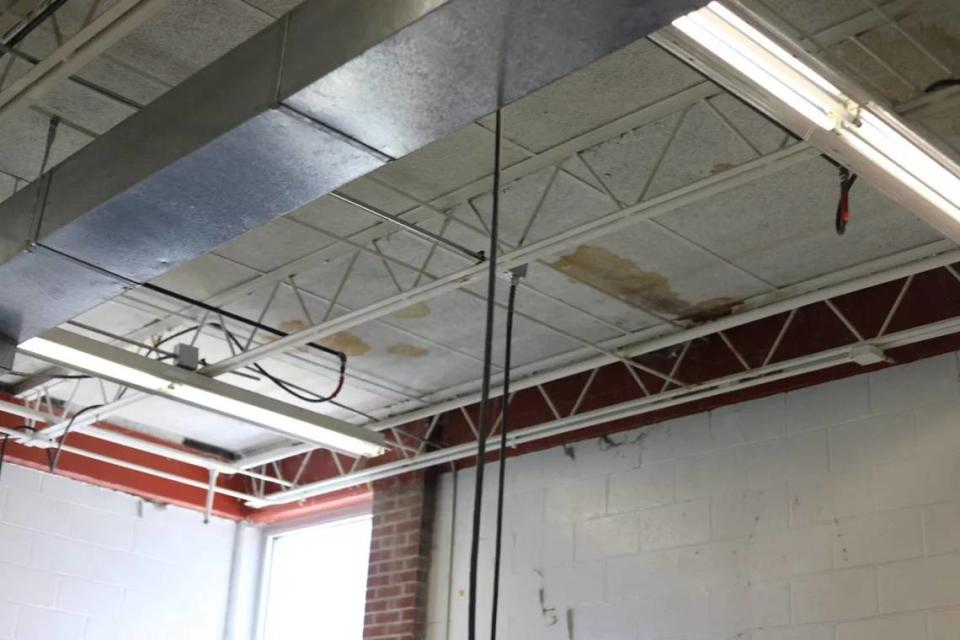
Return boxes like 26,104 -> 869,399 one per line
467,108 -> 504,640
490,270 -> 519,640
49,403 -> 103,473
0,433 -> 9,481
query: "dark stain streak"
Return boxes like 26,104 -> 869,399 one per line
551,245 -> 741,323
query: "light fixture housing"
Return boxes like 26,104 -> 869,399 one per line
667,1 -> 960,240
19,328 -> 386,458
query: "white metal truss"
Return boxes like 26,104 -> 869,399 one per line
6,0 -> 960,512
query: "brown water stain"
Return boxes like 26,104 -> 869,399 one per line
552,245 -> 688,316
392,302 -> 431,319
387,343 -> 430,358
551,245 -> 740,322
319,331 -> 371,356
684,297 -> 740,322
279,319 -> 306,333
711,162 -> 735,174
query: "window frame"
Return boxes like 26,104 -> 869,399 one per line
254,499 -> 373,640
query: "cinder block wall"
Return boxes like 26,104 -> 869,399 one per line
0,465 -> 239,640
427,352 -> 960,639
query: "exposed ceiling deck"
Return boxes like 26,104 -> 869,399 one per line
2,0 -> 960,466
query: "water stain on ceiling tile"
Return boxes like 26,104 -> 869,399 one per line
386,343 -> 430,358
551,245 -> 740,321
319,331 -> 371,357
391,302 -> 432,319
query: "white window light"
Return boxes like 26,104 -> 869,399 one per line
672,1 -> 960,224
18,329 -> 386,458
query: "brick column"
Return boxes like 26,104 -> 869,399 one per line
364,471 -> 435,640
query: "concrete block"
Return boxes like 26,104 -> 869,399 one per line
14,606 -> 84,640
751,624 -> 834,640
638,499 -> 709,551
640,413 -> 717,464
675,447 -> 746,501
787,375 -> 870,433
56,575 -> 124,618
742,430 -> 829,486
829,411 -> 916,472
0,602 -> 16,640
0,523 -> 31,567
2,489 -> 71,536
788,467 -> 875,528
606,550 -> 680,601
836,613 -> 927,640
540,561 -> 604,606
712,483 -> 788,540
635,585 -> 709,640
575,513 -> 638,560
678,538 -> 749,588
790,567 -> 878,623
924,500 -> 960,555
545,477 -> 605,523
710,393 -> 786,447
748,524 -> 833,580
869,353 -> 960,415
929,607 -> 960,640
879,554 -> 960,613
40,474 -> 138,518
0,562 -> 57,607
69,507 -> 137,551
607,461 -> 675,514
873,453 -> 958,510
708,579 -> 789,635
575,603 -> 637,640
834,509 -> 923,568
539,522 -> 573,568
916,400 -> 960,456
0,463 -> 42,493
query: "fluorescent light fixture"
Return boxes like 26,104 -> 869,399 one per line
672,2 -> 848,130
19,329 -> 386,458
672,1 -> 960,224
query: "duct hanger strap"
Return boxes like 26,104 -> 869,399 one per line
330,191 -> 486,263
27,116 -> 60,248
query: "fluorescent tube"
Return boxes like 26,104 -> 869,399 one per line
672,1 -> 960,225
19,329 -> 386,458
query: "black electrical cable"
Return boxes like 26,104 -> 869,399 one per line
49,403 -> 103,473
0,434 -> 8,481
924,78 -> 960,94
0,0 -> 71,56
489,274 -> 518,640
467,108 -> 504,640
140,282 -> 345,361
212,322 -> 345,403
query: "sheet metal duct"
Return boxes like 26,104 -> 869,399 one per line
0,0 -> 705,341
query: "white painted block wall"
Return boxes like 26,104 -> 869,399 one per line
0,464 -> 244,640
427,353 -> 960,640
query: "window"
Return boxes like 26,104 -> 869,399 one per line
259,515 -> 372,639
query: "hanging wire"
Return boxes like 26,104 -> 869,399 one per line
490,270 -> 520,640
467,107 -> 504,640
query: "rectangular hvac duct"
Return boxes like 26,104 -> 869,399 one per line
0,0 -> 705,341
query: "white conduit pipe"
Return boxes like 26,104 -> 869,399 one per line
0,424 -> 258,503
0,399 -> 291,488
